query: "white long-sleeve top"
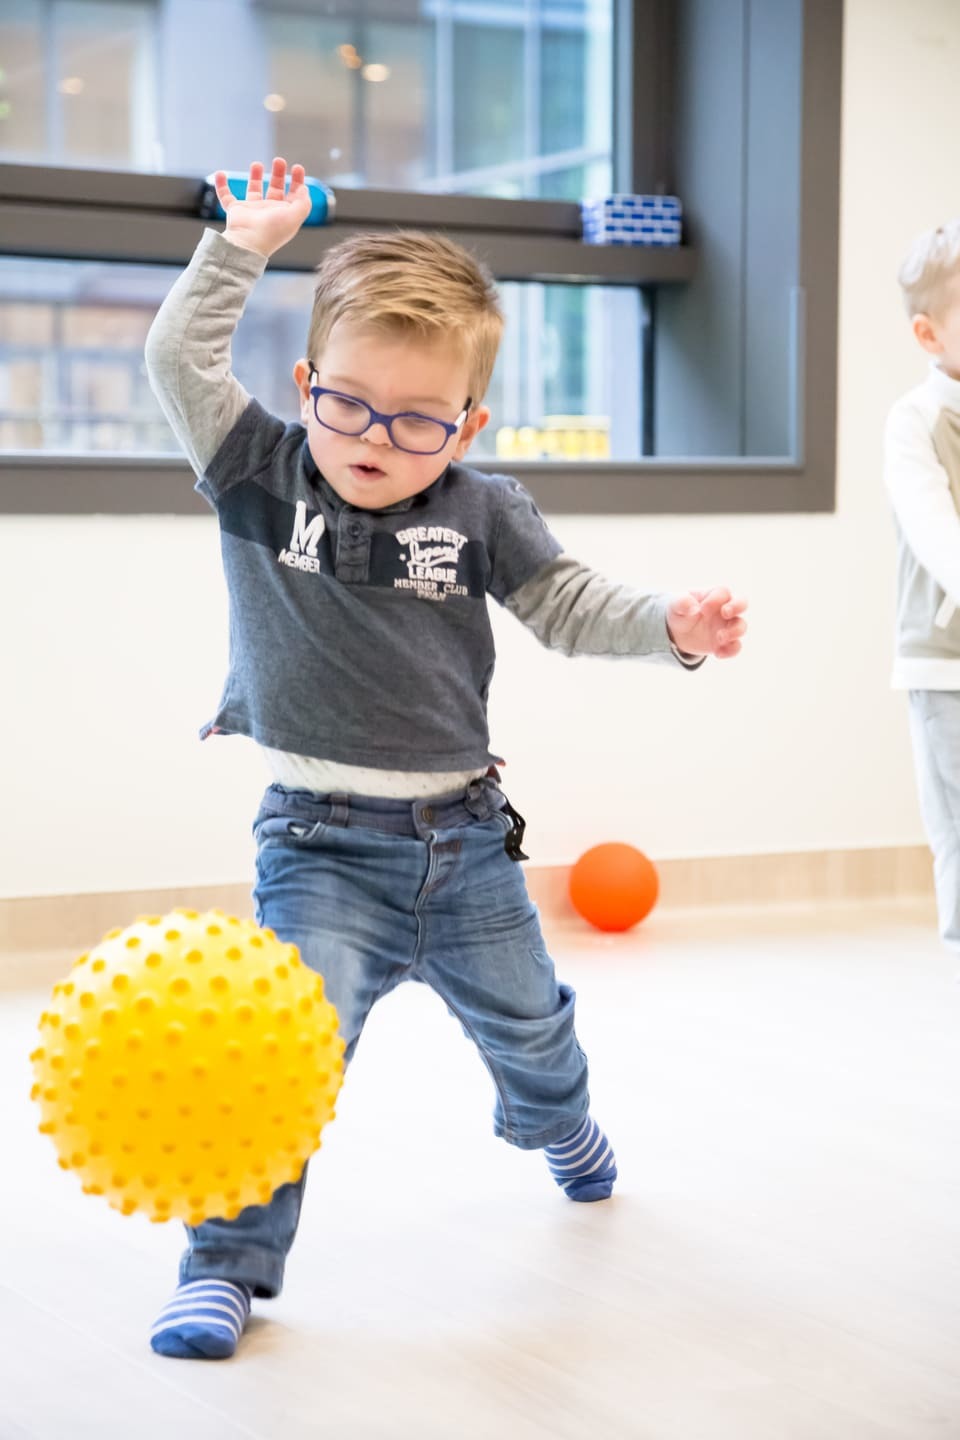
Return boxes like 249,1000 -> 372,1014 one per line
884,363 -> 960,689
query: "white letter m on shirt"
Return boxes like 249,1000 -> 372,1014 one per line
290,501 -> 326,558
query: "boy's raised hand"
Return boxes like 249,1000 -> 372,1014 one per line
666,588 -> 748,660
214,158 -> 312,259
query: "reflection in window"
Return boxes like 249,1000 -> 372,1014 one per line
266,14 -> 435,193
0,258 -> 643,461
452,24 -> 525,176
0,0 -> 157,167
0,260 -> 166,451
0,0 -> 45,159
0,1 -> 613,201
261,3 -> 613,201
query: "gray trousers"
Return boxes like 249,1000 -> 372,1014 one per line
908,690 -> 960,948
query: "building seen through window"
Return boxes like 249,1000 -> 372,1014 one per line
0,257 -> 644,461
0,0 -> 612,198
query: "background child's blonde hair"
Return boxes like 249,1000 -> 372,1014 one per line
897,219 -> 960,318
307,230 -> 504,403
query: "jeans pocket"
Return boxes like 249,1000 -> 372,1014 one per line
254,814 -> 325,849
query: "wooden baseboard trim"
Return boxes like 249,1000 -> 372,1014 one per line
0,883 -> 254,958
0,846 -> 934,962
525,844 -> 935,923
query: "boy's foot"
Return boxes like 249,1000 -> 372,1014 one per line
150,1278 -> 253,1359
544,1116 -> 618,1201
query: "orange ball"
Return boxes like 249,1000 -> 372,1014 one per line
569,843 -> 659,932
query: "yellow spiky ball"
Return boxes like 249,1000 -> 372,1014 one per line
29,909 -> 344,1227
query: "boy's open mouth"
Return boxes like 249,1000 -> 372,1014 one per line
349,463 -> 386,481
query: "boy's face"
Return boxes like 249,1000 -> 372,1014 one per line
913,277 -> 960,381
293,323 -> 490,510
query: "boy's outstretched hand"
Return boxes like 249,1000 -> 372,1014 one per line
214,158 -> 312,259
666,588 -> 748,660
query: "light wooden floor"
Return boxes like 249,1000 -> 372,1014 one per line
2,900 -> 959,1440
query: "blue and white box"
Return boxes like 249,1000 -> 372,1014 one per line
581,194 -> 682,247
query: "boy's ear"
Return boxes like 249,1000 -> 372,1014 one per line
913,313 -> 943,355
292,358 -> 313,421
454,404 -> 491,460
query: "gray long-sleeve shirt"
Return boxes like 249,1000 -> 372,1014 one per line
145,229 -> 695,774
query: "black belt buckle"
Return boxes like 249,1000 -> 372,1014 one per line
499,798 -> 529,862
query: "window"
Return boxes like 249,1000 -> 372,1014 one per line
0,256 -> 646,461
0,258 -> 164,452
265,2 -> 613,201
0,0 -> 842,516
0,0 -> 614,201
0,0 -> 157,168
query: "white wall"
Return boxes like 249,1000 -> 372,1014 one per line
1,0 -> 952,898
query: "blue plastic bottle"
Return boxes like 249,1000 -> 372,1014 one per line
198,172 -> 335,227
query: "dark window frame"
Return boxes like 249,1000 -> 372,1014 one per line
0,0 -> 841,516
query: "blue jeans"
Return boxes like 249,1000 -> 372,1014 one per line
180,777 -> 590,1296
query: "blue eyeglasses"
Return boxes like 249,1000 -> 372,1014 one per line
308,367 -> 471,456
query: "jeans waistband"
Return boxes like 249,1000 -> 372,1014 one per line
257,775 -> 507,838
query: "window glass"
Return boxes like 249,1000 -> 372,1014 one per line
0,0 -> 157,167
0,258 -> 644,462
539,25 -> 609,201
266,14 -> 435,191
0,0 -> 45,158
452,25 -> 526,179
0,0 -> 614,200
56,1 -> 156,165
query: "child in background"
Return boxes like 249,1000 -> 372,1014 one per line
886,220 -> 960,949
144,158 -> 748,1360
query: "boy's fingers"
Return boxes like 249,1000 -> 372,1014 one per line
702,585 -> 731,612
213,170 -> 233,209
265,156 -> 287,201
244,161 -> 264,201
288,163 -> 306,194
721,597 -> 748,619
716,620 -> 746,647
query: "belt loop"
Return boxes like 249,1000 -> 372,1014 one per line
464,776 -> 494,821
327,792 -> 350,827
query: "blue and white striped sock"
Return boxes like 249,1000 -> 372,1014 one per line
544,1116 -> 618,1202
150,1279 -> 253,1360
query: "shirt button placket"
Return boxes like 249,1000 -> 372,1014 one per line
335,513 -> 371,583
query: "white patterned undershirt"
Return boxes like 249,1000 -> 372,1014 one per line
261,747 -> 487,800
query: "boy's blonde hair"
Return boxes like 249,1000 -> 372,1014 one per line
306,230 -> 504,403
897,219 -> 960,318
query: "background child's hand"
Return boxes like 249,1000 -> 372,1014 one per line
666,588 -> 748,659
214,158 -> 312,258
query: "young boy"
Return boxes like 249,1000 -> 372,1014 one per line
144,158 -> 748,1360
886,219 -> 960,950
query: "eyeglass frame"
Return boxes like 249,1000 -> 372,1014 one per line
307,364 -> 472,456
